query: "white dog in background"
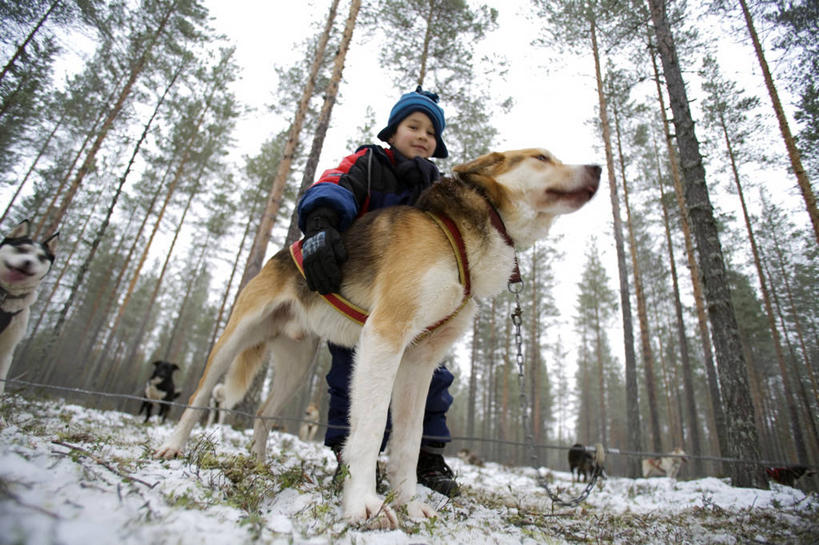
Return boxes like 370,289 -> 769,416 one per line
298,402 -> 320,442
643,447 -> 687,479
0,220 -> 58,394
206,383 -> 227,427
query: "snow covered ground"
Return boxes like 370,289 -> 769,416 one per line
1,394 -> 816,544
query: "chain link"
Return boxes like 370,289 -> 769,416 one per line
509,272 -> 602,508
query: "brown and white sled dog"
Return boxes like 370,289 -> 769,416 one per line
0,220 -> 58,394
156,148 -> 600,528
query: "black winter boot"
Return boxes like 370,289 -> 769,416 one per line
416,443 -> 460,497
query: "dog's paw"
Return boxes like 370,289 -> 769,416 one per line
154,444 -> 182,459
406,500 -> 436,520
343,494 -> 398,529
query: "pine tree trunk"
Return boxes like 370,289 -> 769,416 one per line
239,0 -> 340,290
34,101 -> 108,237
164,238 -> 210,363
50,62 -> 184,339
736,0 -> 818,244
283,0 -> 362,247
647,0 -> 766,489
721,112 -> 808,463
590,18 -> 641,476
116,168 -> 202,391
613,99 -> 662,452
42,0 -> 179,237
417,0 -> 437,86
768,231 -> 819,407
0,112 -> 65,226
649,42 -> 726,465
0,0 -> 60,86
656,151 -> 705,475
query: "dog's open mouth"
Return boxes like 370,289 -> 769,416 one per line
3,263 -> 35,282
547,183 -> 598,202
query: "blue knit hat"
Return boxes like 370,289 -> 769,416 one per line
377,86 -> 448,158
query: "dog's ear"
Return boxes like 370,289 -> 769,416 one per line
152,360 -> 162,367
7,219 -> 31,239
453,152 -> 509,208
452,151 -> 506,176
43,232 -> 59,255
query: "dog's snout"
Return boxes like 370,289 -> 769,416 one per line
587,164 -> 602,178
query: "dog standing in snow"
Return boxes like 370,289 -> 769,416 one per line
139,360 -> 180,424
642,447 -> 687,479
155,148 -> 600,528
298,402 -> 319,442
0,220 -> 58,394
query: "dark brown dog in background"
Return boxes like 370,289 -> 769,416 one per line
569,443 -> 605,483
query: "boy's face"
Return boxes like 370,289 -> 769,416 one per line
388,111 -> 436,159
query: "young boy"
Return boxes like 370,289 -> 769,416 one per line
296,86 -> 458,497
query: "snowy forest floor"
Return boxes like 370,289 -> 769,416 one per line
0,393 -> 817,545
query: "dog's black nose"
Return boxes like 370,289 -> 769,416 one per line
588,165 -> 602,178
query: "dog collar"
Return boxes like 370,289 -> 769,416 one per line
290,210 -> 472,338
483,197 -> 521,284
0,287 -> 30,305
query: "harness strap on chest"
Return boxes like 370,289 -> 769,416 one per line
289,210 -> 471,334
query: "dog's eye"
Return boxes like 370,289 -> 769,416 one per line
535,154 -> 552,163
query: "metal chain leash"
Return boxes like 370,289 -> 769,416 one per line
509,273 -> 602,508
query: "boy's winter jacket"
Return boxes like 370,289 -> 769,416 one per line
297,145 -> 441,233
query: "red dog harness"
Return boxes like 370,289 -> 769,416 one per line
290,210 -> 472,336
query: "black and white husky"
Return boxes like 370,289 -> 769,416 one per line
0,220 -> 58,394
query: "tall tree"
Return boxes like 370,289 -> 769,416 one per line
608,68 -> 663,453
700,54 -> 808,463
533,0 -> 643,477
646,0 -> 766,488
238,0 -> 340,291
709,0 -> 817,243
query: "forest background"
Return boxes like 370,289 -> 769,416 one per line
1,0 -> 816,490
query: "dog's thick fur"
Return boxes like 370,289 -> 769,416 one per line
155,148 -> 600,527
139,360 -> 180,423
0,220 -> 57,394
568,443 -> 606,483
298,402 -> 320,442
642,447 -> 687,479
568,443 -> 594,483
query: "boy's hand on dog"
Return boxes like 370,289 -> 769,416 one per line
303,209 -> 348,294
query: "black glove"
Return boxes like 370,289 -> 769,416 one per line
301,208 -> 348,294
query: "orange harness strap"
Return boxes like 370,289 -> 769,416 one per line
289,211 -> 471,334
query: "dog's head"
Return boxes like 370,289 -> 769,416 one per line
0,220 -> 58,295
150,360 -> 179,381
453,148 -> 600,248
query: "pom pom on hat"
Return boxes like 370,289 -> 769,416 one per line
377,86 -> 448,158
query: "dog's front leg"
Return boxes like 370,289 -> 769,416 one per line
387,355 -> 439,520
342,329 -> 402,529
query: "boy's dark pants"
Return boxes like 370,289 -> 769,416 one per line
324,342 -> 454,450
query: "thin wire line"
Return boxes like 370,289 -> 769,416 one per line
2,376 -> 814,470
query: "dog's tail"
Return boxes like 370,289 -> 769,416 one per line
221,342 -> 268,409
